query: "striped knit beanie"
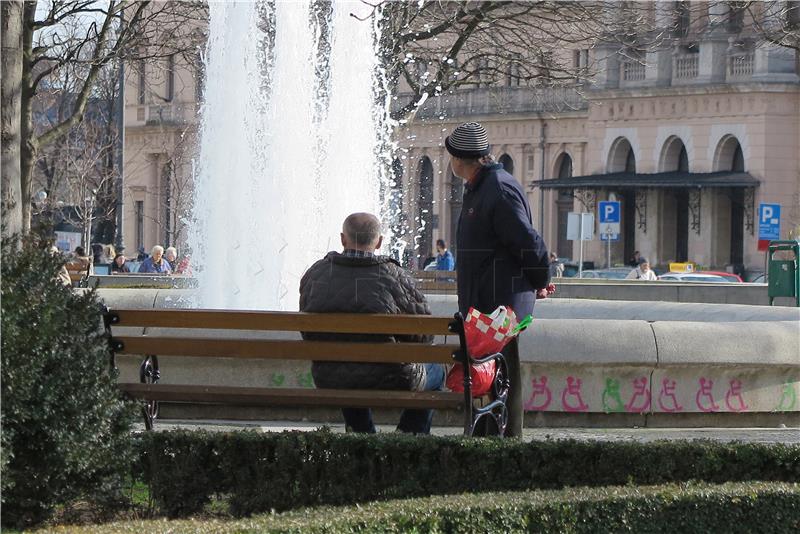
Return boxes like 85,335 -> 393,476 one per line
445,122 -> 491,159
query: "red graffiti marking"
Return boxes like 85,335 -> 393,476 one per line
695,377 -> 720,412
657,378 -> 683,413
625,376 -> 651,413
561,376 -> 589,412
525,375 -> 552,411
725,379 -> 748,412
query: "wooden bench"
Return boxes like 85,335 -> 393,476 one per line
65,260 -> 92,287
103,308 -> 510,436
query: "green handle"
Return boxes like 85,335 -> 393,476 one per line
511,314 -> 533,335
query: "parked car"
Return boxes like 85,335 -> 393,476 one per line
579,268 -> 633,280
658,273 -> 729,282
694,271 -> 743,283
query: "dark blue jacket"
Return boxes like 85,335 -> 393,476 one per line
456,163 -> 550,319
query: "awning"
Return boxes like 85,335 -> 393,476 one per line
535,171 -> 759,189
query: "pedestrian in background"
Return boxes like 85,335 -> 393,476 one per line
446,121 -> 550,437
626,259 -> 657,281
435,239 -> 455,271
548,252 -> 564,278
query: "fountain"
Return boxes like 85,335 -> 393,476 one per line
189,0 -> 393,311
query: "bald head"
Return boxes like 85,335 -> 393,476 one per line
342,212 -> 383,251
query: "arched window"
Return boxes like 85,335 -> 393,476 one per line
678,145 -> 688,173
557,153 -> 573,179
499,153 -> 514,174
625,148 -> 636,173
660,136 -> 689,172
607,137 -> 636,173
732,144 -> 744,172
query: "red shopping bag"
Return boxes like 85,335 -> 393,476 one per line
446,306 -> 530,396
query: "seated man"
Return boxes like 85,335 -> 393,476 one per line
299,212 -> 445,434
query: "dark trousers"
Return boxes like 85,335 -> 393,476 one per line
342,363 -> 445,434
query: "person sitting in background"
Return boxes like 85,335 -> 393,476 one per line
138,245 -> 172,274
111,253 -> 130,273
102,244 -> 116,264
91,243 -> 104,265
71,246 -> 92,271
628,250 -> 642,267
165,246 -> 178,271
50,246 -> 72,286
548,252 -> 564,279
435,239 -> 455,271
626,259 -> 657,281
136,246 -> 148,262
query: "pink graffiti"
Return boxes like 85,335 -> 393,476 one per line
561,376 -> 589,412
695,378 -> 720,412
625,376 -> 651,413
657,378 -> 683,413
524,375 -> 552,411
725,379 -> 749,412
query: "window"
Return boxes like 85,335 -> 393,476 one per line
137,61 -> 146,105
727,1 -> 746,33
675,1 -> 691,37
526,154 -> 535,176
194,52 -> 205,105
135,200 -> 144,250
166,54 -> 175,102
573,49 -> 589,81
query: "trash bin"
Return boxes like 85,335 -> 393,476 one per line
767,240 -> 799,306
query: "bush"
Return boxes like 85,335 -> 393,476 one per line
136,429 -> 800,517
1,233 -> 136,528
49,482 -> 800,533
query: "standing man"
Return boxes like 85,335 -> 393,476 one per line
446,122 -> 550,437
435,239 -> 455,271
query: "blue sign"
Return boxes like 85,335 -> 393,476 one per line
600,232 -> 619,242
599,201 -> 621,224
758,203 -> 781,240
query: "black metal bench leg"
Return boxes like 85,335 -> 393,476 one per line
139,355 -> 160,430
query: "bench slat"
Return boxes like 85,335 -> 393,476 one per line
114,337 -> 458,363
120,383 -> 464,410
111,309 -> 454,335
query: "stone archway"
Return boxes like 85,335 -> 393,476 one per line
712,135 -> 746,268
658,137 -> 690,263
553,152 -> 574,259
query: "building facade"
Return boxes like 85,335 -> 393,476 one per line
395,4 -> 800,274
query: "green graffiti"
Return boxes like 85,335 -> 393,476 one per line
775,382 -> 797,412
270,373 -> 285,387
297,372 -> 314,388
602,377 -> 625,413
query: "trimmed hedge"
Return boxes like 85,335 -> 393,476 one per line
46,483 -> 800,533
136,429 -> 800,517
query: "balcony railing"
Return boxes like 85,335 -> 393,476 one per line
621,60 -> 646,82
673,53 -> 699,79
393,86 -> 588,119
129,103 -> 194,126
727,52 -> 754,80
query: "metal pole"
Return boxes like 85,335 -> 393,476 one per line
538,121 -> 546,233
607,235 -> 611,269
114,16 -> 125,251
578,213 -> 584,278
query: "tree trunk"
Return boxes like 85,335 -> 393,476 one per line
19,0 -> 36,234
1,1 -> 24,238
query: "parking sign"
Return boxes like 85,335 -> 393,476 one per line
598,201 -> 620,241
758,203 -> 781,240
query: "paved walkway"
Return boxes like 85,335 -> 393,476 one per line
136,419 -> 800,444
